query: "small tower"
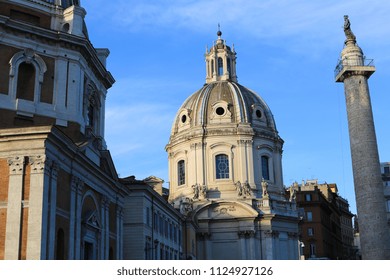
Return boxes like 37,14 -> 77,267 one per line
205,29 -> 237,83
335,16 -> 390,259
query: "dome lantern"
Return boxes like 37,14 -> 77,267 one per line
205,28 -> 237,83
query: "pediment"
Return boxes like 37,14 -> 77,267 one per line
194,201 -> 259,221
84,210 -> 101,229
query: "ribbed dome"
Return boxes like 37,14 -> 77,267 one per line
170,80 -> 278,137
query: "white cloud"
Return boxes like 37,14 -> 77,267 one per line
107,0 -> 390,40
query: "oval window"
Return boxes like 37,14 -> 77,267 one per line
216,107 -> 225,116
256,109 -> 262,118
181,114 -> 187,123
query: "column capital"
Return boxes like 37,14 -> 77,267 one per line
196,232 -> 211,240
287,232 -> 298,239
29,155 -> 48,174
264,230 -> 279,238
116,205 -> 123,218
101,195 -> 110,209
71,175 -> 84,194
238,230 -> 255,238
51,161 -> 59,179
7,156 -> 25,175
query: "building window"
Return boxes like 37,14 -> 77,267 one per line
261,156 -> 270,180
387,200 -> 390,212
55,228 -> 65,260
218,57 -> 223,76
165,220 -> 168,237
216,154 -> 229,179
16,62 -> 35,101
10,49 -> 47,103
227,57 -> 231,74
159,216 -> 164,234
153,212 -> 158,231
305,194 -> 312,201
146,207 -> 150,226
306,211 -> 313,221
145,238 -> 152,260
307,228 -> 314,236
384,166 -> 390,174
310,243 -> 316,258
178,160 -> 185,185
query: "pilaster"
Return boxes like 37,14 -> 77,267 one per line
4,156 -> 25,260
116,205 -> 123,260
26,155 -> 50,259
47,161 -> 58,259
68,176 -> 77,259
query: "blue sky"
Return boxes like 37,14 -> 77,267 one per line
82,0 -> 390,214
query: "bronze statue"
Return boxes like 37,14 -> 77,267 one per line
343,15 -> 356,41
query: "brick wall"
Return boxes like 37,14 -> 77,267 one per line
0,158 -> 9,259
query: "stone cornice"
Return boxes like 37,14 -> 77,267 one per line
0,15 -> 115,89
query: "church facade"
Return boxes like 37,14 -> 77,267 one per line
166,31 -> 300,259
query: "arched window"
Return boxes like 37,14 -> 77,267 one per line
9,49 -> 47,102
177,160 -> 185,185
16,62 -> 35,101
227,58 -> 231,74
261,156 -> 270,180
218,57 -> 223,76
211,60 -> 215,74
216,154 -> 229,179
55,228 -> 65,260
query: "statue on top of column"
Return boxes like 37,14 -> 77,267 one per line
343,15 -> 356,42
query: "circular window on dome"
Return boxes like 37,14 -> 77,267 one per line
216,107 -> 225,116
256,109 -> 262,118
181,114 -> 187,123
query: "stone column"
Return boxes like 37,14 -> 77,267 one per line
116,206 -> 123,260
4,156 -> 25,259
288,232 -> 299,260
248,231 -> 255,259
335,19 -> 390,259
238,231 -> 247,259
100,195 -> 108,259
47,161 -> 58,259
68,175 -> 78,259
74,179 -> 84,259
263,230 -> 275,260
26,155 -> 50,259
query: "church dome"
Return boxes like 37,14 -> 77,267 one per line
168,30 -> 280,147
170,80 -> 278,139
166,30 -> 286,206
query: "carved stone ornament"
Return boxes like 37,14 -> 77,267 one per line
264,230 -> 279,238
179,197 -> 193,215
29,155 -> 48,174
238,230 -> 255,238
192,184 -> 207,200
8,156 -> 25,175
